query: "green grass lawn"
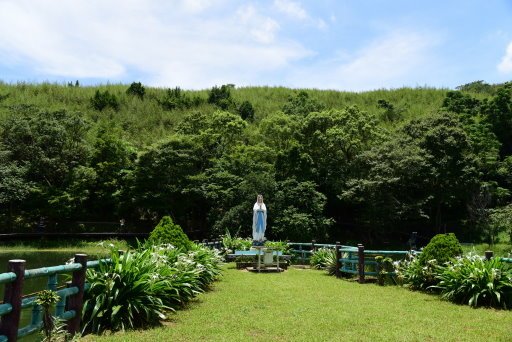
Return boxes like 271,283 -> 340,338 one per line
0,238 -> 130,256
84,264 -> 512,342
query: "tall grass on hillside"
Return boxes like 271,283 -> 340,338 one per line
0,82 -> 459,147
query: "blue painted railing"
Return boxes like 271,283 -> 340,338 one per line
0,255 -> 110,342
287,242 -> 354,264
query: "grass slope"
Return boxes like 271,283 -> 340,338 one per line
0,239 -> 129,257
87,265 -> 512,342
0,82 -> 455,146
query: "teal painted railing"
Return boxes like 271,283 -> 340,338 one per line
338,247 -> 410,278
335,245 -> 511,283
287,241 -> 355,264
0,255 -> 110,342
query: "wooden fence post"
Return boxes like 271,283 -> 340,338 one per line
0,259 -> 26,342
299,244 -> 304,264
485,250 -> 494,260
67,254 -> 87,335
335,242 -> 341,278
358,244 -> 365,284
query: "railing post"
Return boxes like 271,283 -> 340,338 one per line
67,254 -> 87,335
358,244 -> 365,284
485,250 -> 494,260
0,259 -> 26,341
335,241 -> 341,278
311,240 -> 316,253
299,244 -> 303,264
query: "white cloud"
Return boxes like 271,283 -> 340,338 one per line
287,31 -> 438,90
497,41 -> 512,74
274,0 -> 308,20
273,0 -> 326,29
250,18 -> 280,44
236,5 -> 280,44
0,0 -> 311,88
181,0 -> 216,13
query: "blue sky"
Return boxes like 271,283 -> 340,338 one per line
0,0 -> 511,90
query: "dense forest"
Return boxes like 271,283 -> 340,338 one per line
0,80 -> 511,246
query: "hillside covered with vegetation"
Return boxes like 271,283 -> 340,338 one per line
0,80 -> 511,245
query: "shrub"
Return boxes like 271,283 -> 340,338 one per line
221,230 -> 252,253
310,248 -> 337,275
264,240 -> 291,254
434,254 -> 512,309
395,254 -> 440,291
208,84 -> 234,110
158,87 -> 195,110
82,249 -> 169,333
90,90 -> 119,111
238,100 -> 255,121
377,99 -> 403,122
282,91 -> 325,116
148,216 -> 191,251
126,82 -> 146,99
183,243 -> 223,290
418,233 -> 462,266
375,255 -> 394,286
82,243 -> 223,334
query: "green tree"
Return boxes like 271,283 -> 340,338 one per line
272,179 -> 333,241
442,91 -> 481,117
481,83 -> 512,156
159,87 -> 195,110
282,91 -> 325,116
300,107 -> 381,191
0,109 -> 91,221
197,110 -> 248,158
126,82 -> 146,100
259,111 -> 300,151
456,80 -> 495,94
132,135 -> 205,232
344,113 -> 481,238
90,90 -> 119,111
191,144 -> 277,236
87,127 -> 136,218
0,150 -> 33,230
238,100 -> 255,121
208,84 -> 235,110
377,99 -> 404,122
486,204 -> 512,244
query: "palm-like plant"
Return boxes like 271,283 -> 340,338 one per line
310,248 -> 338,275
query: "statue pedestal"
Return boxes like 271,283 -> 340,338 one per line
247,246 -> 284,273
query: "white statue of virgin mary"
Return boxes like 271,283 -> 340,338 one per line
252,194 -> 267,242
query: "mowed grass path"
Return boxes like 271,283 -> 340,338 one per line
89,265 -> 512,342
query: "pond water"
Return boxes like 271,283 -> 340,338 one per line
0,251 -> 81,341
